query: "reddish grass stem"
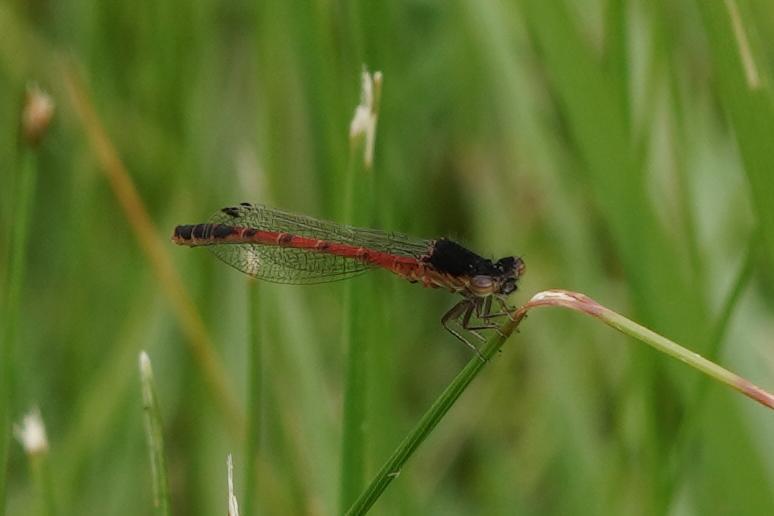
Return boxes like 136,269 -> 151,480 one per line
514,290 -> 774,409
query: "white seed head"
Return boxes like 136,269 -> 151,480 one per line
349,68 -> 382,169
139,350 -> 152,377
139,350 -> 155,405
22,84 -> 55,146
14,407 -> 49,455
227,454 -> 240,516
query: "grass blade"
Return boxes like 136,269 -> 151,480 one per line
242,282 -> 262,516
696,1 -> 774,266
522,290 -> 774,409
349,288 -> 773,514
14,409 -> 55,516
1,86 -> 52,514
346,314 -> 520,515
227,454 -> 240,516
339,69 -> 382,512
139,351 -> 171,516
662,232 -> 760,509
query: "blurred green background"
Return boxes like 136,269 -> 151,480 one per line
2,0 -> 774,514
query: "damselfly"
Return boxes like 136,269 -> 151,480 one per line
173,203 -> 525,353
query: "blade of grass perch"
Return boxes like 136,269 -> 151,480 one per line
521,290 -> 774,409
346,312 -> 523,516
139,352 -> 171,516
348,289 -> 773,515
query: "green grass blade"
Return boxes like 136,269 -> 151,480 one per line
139,352 -> 171,516
227,454 -> 240,516
14,409 -> 55,516
602,0 -> 630,128
346,317 -> 519,515
662,232 -> 759,508
696,1 -> 774,266
522,290 -> 774,409
338,286 -> 368,512
339,70 -> 382,512
242,282 -> 261,516
349,287 -> 774,514
1,86 -> 49,514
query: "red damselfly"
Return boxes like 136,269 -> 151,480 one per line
173,203 -> 525,354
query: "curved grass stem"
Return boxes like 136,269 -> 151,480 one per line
345,310 -> 524,515
523,290 -> 774,409
347,289 -> 773,515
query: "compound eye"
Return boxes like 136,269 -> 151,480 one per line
470,275 -> 494,293
496,256 -> 516,272
501,279 -> 517,295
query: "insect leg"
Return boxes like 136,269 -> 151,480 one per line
464,297 -> 500,331
441,300 -> 486,361
478,296 -> 517,321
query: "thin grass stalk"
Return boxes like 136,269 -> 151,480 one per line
139,352 -> 171,516
339,273 -> 368,512
346,311 -> 520,516
349,289 -> 774,514
28,447 -> 56,516
338,142 -> 373,509
703,234 -> 759,363
0,151 -> 36,515
602,0 -> 630,129
228,454 -> 240,516
15,409 -> 55,516
0,86 -> 50,512
662,233 -> 759,508
243,282 -> 262,516
521,290 -> 774,408
696,1 -> 774,267
339,69 -> 381,512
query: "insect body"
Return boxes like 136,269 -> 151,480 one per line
173,203 -> 525,353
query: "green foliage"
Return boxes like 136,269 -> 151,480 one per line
1,0 -> 773,514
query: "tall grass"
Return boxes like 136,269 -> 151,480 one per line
1,1 -> 773,514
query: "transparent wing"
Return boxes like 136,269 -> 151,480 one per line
205,203 -> 432,284
208,242 -> 372,284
